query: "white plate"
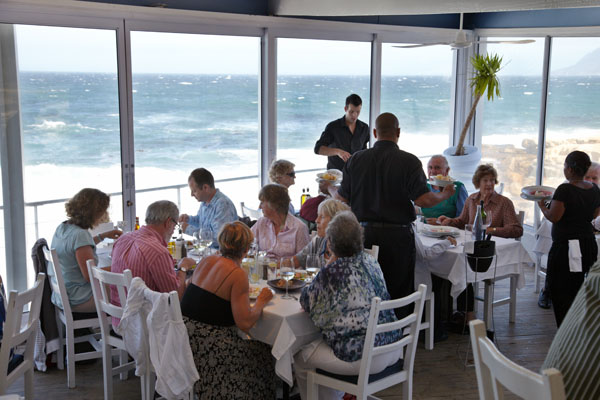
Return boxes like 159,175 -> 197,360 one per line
429,178 -> 456,187
421,225 -> 460,237
249,285 -> 262,300
317,169 -> 343,183
521,185 -> 555,201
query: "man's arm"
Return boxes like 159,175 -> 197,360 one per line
318,146 -> 351,162
414,184 -> 455,208
455,184 -> 469,217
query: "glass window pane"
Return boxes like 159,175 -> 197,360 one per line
544,38 -> 600,188
478,38 -> 545,225
131,32 -> 260,218
277,38 -> 371,209
15,25 -> 123,285
381,43 -> 454,163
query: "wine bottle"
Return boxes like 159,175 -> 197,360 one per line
135,216 -> 140,230
473,204 -> 483,241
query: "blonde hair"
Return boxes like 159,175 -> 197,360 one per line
218,221 -> 254,260
269,159 -> 295,184
317,198 -> 351,219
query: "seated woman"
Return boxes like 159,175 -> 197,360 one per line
294,198 -> 350,268
295,211 -> 402,400
181,221 -> 275,399
252,184 -> 310,258
438,164 -> 523,325
438,163 -> 523,238
49,188 -> 122,313
269,159 -> 296,214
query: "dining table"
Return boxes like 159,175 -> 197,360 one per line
248,279 -> 320,387
414,228 -> 534,328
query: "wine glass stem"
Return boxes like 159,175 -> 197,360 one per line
285,281 -> 289,298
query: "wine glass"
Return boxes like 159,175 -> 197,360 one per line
305,254 -> 320,282
482,211 -> 493,235
279,257 -> 295,300
199,228 -> 213,256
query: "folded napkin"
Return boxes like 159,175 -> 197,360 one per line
464,241 -> 475,254
568,239 -> 582,273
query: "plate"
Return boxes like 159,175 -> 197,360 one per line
317,169 -> 343,183
521,185 -> 555,201
421,225 -> 460,235
267,278 -> 307,291
429,177 -> 456,187
249,285 -> 262,300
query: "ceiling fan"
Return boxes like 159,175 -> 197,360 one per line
394,13 -> 535,49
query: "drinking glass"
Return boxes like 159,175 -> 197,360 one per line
266,257 -> 278,280
305,254 -> 320,282
199,228 -> 213,256
279,257 -> 295,299
116,220 -> 127,230
482,211 -> 493,234
464,224 -> 474,244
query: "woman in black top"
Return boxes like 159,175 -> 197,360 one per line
180,221 -> 275,399
538,151 -> 600,327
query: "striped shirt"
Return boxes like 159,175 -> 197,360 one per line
542,260 -> 600,399
110,226 -> 178,323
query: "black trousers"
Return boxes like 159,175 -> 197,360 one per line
547,235 -> 598,327
363,225 -> 415,319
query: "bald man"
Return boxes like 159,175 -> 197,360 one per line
585,162 -> 600,186
337,112 -> 454,317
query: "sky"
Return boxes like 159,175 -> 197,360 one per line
13,25 -> 600,75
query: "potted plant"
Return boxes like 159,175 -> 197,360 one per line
444,53 -> 503,184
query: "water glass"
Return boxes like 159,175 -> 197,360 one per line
279,257 -> 295,300
305,254 -> 320,282
464,224 -> 474,243
266,257 -> 278,280
199,229 -> 213,256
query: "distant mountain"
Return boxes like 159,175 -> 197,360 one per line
554,48 -> 600,76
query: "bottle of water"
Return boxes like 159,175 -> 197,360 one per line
473,204 -> 483,241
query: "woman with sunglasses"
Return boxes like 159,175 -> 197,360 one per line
269,159 -> 296,214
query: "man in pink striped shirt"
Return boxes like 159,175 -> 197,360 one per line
110,201 -> 195,323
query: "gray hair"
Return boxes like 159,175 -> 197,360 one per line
317,198 -> 351,219
145,200 -> 179,225
591,162 -> 600,171
429,154 -> 449,168
326,211 -> 363,258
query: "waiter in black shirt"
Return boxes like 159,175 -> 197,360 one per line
336,112 -> 455,317
314,94 -> 370,171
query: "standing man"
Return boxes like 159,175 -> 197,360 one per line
336,113 -> 454,317
422,155 -> 469,221
314,94 -> 370,171
179,168 -> 238,248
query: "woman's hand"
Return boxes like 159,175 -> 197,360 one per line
437,216 -> 450,226
425,218 -> 438,225
446,236 -> 457,246
102,229 -> 123,240
256,288 -> 273,305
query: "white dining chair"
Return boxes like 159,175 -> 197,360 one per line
364,245 -> 379,260
469,319 -> 566,400
307,284 -> 427,400
240,202 -> 262,219
43,247 -> 103,388
0,273 -> 45,399
87,260 -> 138,400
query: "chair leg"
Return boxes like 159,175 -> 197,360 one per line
425,293 -> 434,350
66,328 -> 76,388
509,275 -> 517,323
119,350 -> 128,380
403,375 -> 413,400
306,372 -> 318,400
535,255 -> 542,293
24,367 -> 34,399
102,344 -> 113,400
56,322 -> 65,371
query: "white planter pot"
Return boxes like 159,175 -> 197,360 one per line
443,145 -> 481,192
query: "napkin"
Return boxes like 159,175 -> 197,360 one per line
464,241 -> 475,254
568,239 -> 582,273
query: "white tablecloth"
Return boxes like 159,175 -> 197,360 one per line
415,232 -> 533,298
249,282 -> 320,387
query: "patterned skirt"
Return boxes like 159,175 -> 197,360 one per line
184,317 -> 276,400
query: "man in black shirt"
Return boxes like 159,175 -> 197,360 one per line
314,94 -> 370,171
337,112 -> 455,317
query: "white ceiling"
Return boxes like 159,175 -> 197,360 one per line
270,0 -> 600,16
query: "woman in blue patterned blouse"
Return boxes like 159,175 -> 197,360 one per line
295,211 -> 402,400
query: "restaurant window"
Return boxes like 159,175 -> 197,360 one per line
14,24 -> 123,284
130,32 -> 260,217
544,37 -> 600,188
276,38 -> 371,209
477,38 -> 545,226
381,43 -> 454,164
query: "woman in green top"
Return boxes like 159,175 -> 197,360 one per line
50,188 -> 122,313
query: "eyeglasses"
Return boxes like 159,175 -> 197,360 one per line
286,172 -> 296,178
170,218 -> 179,228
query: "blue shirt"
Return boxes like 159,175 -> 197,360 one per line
185,189 -> 238,248
300,251 -> 400,362
49,222 -> 97,308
